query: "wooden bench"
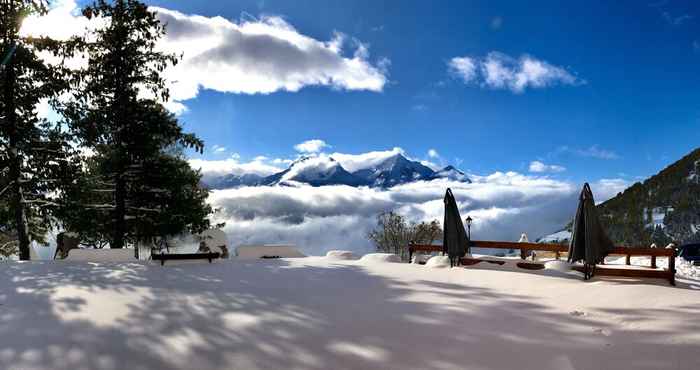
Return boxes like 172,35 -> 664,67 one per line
575,247 -> 677,286
151,252 -> 221,266
409,241 -> 677,285
408,243 -> 443,263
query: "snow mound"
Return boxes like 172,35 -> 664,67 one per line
325,250 -> 357,260
411,254 -> 431,264
65,249 -> 135,262
544,260 -> 572,272
236,245 -> 306,259
425,255 -> 451,268
358,253 -> 402,263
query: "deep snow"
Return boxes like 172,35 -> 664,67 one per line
0,257 -> 698,370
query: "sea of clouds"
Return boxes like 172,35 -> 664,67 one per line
205,173 -> 626,256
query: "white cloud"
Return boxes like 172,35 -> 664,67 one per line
20,0 -> 92,41
449,52 -> 582,93
272,158 -> 293,165
662,11 -> 693,26
294,139 -> 330,154
206,171 -> 584,256
188,157 -> 282,183
328,147 -> 405,172
211,145 -> 227,154
528,161 -> 566,173
427,149 -> 440,159
448,56 -> 477,83
154,7 -> 389,104
558,145 -> 619,160
21,2 -> 389,113
590,178 -> 629,204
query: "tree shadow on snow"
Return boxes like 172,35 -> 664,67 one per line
0,259 -> 697,370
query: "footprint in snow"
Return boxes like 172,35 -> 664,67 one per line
593,328 -> 612,336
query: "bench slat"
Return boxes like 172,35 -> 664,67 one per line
152,252 -> 221,266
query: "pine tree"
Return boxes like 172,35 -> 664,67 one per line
61,0 -> 211,249
0,1 -> 76,259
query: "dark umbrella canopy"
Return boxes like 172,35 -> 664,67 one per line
568,183 -> 615,278
443,188 -> 469,267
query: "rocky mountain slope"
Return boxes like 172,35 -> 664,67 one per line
539,147 -> 700,246
597,147 -> 700,246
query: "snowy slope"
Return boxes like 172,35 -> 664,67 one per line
262,156 -> 366,187
351,154 -> 437,187
431,165 -> 472,182
538,230 -> 572,243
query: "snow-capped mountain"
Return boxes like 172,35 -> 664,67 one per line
432,165 -> 472,182
260,156 -> 366,187
204,153 -> 472,189
352,153 -> 436,187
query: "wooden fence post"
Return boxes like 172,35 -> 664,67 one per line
669,250 -> 676,286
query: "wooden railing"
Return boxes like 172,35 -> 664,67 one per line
408,241 -> 677,285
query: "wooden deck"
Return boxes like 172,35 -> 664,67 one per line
408,241 -> 677,285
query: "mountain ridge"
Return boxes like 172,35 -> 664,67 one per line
205,153 -> 472,189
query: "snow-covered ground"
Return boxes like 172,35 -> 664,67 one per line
0,257 -> 699,370
537,229 -> 571,243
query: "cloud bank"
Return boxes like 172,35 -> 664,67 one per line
449,52 -> 583,93
203,169 -> 627,256
189,157 -> 283,184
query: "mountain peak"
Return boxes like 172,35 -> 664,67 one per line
204,151 -> 471,189
433,165 -> 471,182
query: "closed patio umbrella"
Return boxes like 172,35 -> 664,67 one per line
443,188 -> 469,267
567,183 -> 615,279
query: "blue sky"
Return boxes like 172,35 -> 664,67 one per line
21,0 -> 700,251
137,0 -> 700,183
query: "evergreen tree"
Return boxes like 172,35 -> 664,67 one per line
61,0 -> 211,248
0,1 -> 75,259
